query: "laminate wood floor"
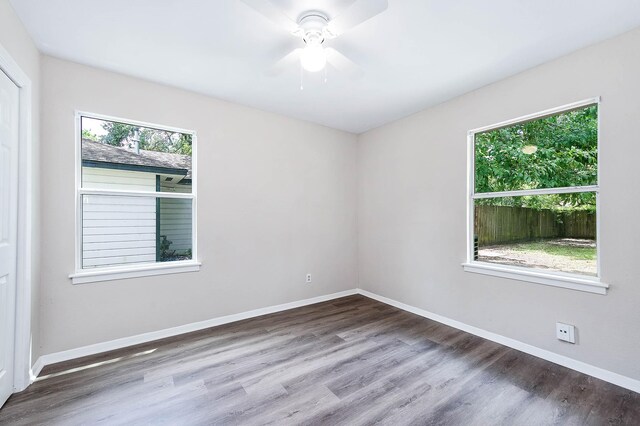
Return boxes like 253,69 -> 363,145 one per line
1,295 -> 639,425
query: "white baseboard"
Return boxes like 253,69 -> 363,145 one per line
30,357 -> 44,381
34,289 -> 358,373
30,287 -> 640,395
357,289 -> 640,394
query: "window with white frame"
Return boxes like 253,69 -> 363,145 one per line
72,113 -> 198,283
465,99 -> 605,293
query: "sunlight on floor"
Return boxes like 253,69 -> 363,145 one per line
35,348 -> 157,382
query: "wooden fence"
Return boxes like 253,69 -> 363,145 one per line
475,205 -> 596,245
561,210 -> 597,239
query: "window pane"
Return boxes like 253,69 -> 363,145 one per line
158,198 -> 193,262
81,194 -> 193,269
474,193 -> 596,276
474,105 -> 597,193
81,117 -> 192,193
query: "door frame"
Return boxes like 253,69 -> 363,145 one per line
0,44 -> 34,392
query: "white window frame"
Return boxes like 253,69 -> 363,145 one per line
69,112 -> 200,284
462,98 -> 608,295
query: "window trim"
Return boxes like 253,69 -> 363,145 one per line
70,111 -> 199,284
463,97 -> 608,294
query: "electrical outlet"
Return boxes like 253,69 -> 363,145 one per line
556,322 -> 576,343
306,273 -> 312,283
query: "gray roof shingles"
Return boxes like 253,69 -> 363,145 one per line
82,139 -> 192,179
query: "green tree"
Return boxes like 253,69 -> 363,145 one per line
138,128 -> 170,152
101,121 -> 138,147
97,120 -> 192,156
475,105 -> 597,211
81,129 -> 99,141
176,134 -> 193,156
138,129 -> 192,155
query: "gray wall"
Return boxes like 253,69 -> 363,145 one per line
358,28 -> 640,380
39,56 -> 358,355
12,0 -> 640,386
0,0 -> 41,362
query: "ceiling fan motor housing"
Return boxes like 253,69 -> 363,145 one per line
298,12 -> 330,44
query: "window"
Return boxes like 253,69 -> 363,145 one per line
70,113 -> 199,284
464,99 -> 607,294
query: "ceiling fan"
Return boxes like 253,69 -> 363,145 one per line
241,0 -> 388,78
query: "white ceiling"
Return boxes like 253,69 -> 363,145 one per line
10,0 -> 640,133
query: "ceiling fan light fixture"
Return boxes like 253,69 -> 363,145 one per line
242,0 -> 388,79
300,36 -> 326,72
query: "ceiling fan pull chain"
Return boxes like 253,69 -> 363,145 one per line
323,66 -> 328,84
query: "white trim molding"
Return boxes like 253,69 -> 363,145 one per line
462,262 -> 608,295
468,97 -> 601,134
34,289 -> 358,367
473,185 -> 599,200
0,43 -> 34,393
28,288 -> 640,395
69,260 -> 201,284
358,289 -> 640,394
30,357 -> 44,382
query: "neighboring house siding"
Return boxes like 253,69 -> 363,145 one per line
159,180 -> 192,254
82,195 -> 156,268
82,166 -> 156,191
82,167 -> 157,268
81,166 -> 192,264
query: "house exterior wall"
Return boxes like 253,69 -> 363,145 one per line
158,199 -> 192,254
159,179 -> 192,254
81,167 -> 157,268
82,194 -> 156,268
82,166 -> 156,191
80,167 -> 194,264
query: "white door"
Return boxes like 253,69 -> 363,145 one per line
0,68 -> 19,407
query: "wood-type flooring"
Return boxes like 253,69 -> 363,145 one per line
1,295 -> 638,425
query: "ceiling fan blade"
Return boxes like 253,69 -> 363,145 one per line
240,0 -> 300,34
327,0 -> 388,36
266,48 -> 303,76
325,48 -> 364,79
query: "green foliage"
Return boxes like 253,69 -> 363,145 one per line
96,120 -> 192,155
138,129 -> 192,155
176,134 -> 193,156
159,235 -> 175,261
81,129 -> 99,141
475,105 -> 597,210
101,121 -> 137,146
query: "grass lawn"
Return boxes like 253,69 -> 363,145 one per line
511,241 -> 596,261
478,238 -> 597,276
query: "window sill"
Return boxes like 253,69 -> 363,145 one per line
461,262 -> 608,295
69,261 -> 201,284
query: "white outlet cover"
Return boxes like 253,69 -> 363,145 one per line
556,322 -> 576,343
